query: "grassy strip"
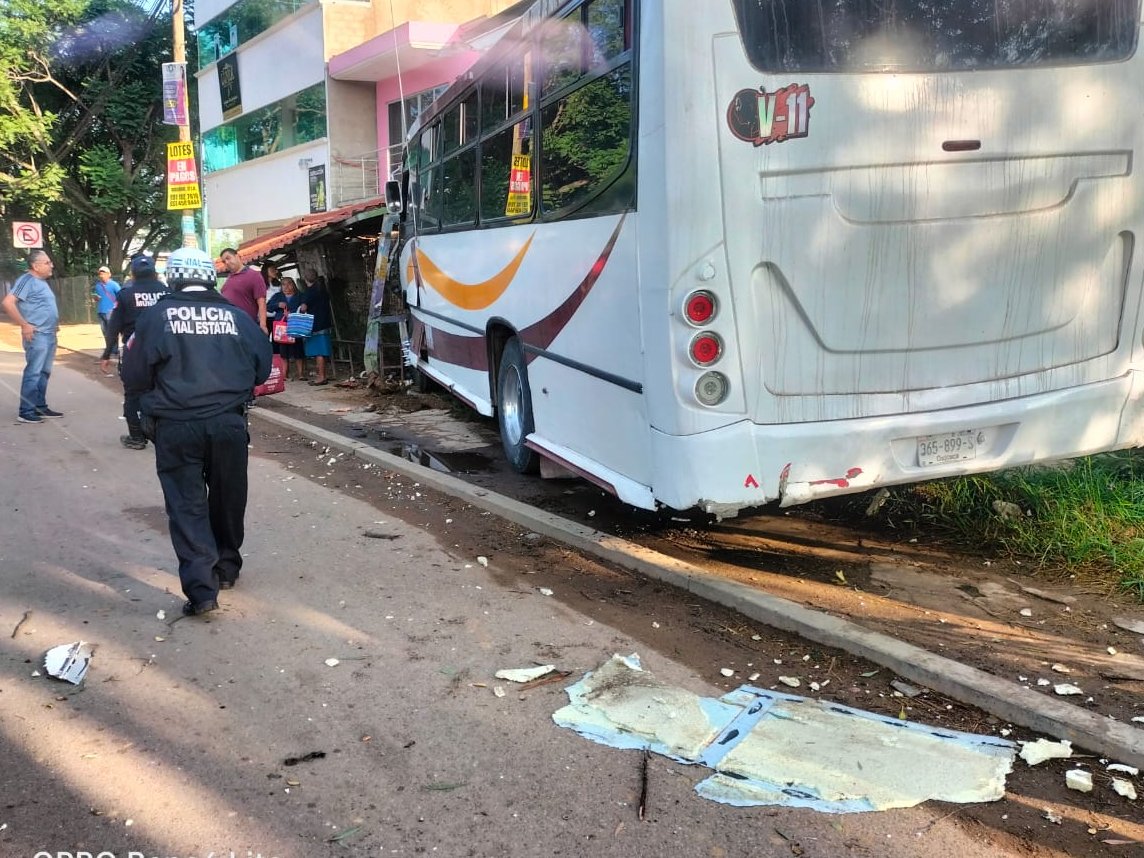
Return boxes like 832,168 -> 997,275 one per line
867,452 -> 1144,600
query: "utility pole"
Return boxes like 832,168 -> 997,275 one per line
171,0 -> 198,248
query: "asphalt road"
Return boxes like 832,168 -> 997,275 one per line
0,343 -> 1051,857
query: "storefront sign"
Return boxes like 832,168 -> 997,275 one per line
218,53 -> 242,120
309,164 -> 327,213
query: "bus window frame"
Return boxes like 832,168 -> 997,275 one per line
402,0 -> 638,233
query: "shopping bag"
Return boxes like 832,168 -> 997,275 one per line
272,316 -> 295,344
254,354 -> 287,397
286,312 -> 314,338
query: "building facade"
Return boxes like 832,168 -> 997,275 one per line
194,0 -> 523,246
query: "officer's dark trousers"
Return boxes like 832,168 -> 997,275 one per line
117,364 -> 145,440
153,412 -> 249,605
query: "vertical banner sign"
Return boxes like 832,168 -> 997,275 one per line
308,164 -> 327,213
162,62 -> 188,126
504,154 -> 531,216
218,53 -> 242,120
166,141 -> 203,210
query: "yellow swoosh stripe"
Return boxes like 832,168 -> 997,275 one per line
414,234 -> 536,310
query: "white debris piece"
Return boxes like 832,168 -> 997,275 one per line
1036,679 -> 1051,686
1107,647 -> 1118,656
324,658 -> 340,667
1019,608 -> 1033,617
493,686 -> 506,698
495,665 -> 556,683
538,587 -> 554,596
1019,739 -> 1073,766
1111,778 -> 1137,800
720,668 -> 735,678
778,676 -> 801,688
477,556 -> 489,567
1133,716 -> 1144,724
1043,809 -> 1062,824
748,673 -> 760,682
1050,664 -> 1071,674
1108,763 -> 1140,776
156,610 -> 166,620
1053,684 -> 1083,696
1065,769 -> 1093,793
43,642 -> 93,685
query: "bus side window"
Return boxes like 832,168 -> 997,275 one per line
441,150 -> 477,227
411,124 -> 441,232
480,121 -> 533,222
443,91 -> 479,155
540,64 -> 633,215
540,14 -> 586,96
481,67 -> 509,134
587,0 -> 628,67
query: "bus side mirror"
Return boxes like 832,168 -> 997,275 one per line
384,179 -> 401,212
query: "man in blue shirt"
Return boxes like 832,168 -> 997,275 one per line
1,250 -> 62,423
91,264 -> 121,358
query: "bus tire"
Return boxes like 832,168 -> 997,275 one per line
497,337 -> 540,474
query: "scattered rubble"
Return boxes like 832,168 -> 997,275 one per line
1065,769 -> 1093,793
1018,739 -> 1073,766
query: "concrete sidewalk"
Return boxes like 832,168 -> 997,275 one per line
37,323 -> 1144,769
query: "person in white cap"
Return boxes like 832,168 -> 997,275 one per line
91,264 -> 121,357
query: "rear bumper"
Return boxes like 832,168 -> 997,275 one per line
649,372 -> 1144,514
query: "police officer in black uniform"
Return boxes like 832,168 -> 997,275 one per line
100,254 -> 171,449
122,247 -> 272,617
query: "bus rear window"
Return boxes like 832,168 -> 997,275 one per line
730,0 -> 1140,72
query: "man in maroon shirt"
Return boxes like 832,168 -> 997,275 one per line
220,248 -> 267,333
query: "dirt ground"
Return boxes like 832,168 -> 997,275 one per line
48,335 -> 1144,856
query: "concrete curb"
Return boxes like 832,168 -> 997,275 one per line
252,406 -> 1144,769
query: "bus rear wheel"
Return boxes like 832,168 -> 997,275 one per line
497,337 -> 540,474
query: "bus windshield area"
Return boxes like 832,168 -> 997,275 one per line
730,0 -> 1140,72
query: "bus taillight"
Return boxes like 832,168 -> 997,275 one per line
689,332 -> 723,367
683,291 -> 717,325
695,372 -> 730,407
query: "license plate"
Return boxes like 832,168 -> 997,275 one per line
917,430 -> 978,467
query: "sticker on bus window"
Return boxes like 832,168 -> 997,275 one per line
727,84 -> 814,147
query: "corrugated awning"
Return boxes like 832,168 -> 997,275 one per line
237,197 -> 386,262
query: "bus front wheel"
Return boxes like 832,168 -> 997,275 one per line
497,337 -> 540,474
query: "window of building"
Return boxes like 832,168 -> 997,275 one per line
197,0 -> 317,68
202,82 -> 327,172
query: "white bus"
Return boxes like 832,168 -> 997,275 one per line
390,0 -> 1144,517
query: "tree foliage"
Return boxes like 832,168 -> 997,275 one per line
0,0 -> 191,276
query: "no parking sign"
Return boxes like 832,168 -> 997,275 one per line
12,221 -> 43,248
